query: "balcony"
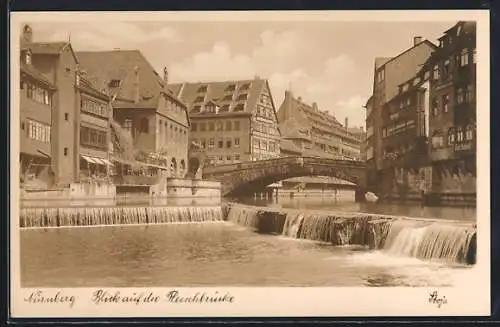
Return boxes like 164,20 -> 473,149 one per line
453,140 -> 475,154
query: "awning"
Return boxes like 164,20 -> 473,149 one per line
81,155 -> 114,166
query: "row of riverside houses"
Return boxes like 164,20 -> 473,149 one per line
364,21 -> 476,204
19,23 -> 363,192
277,90 -> 365,160
19,24 -> 189,190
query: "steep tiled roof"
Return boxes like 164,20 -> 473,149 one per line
76,50 -> 165,102
375,57 -> 392,69
167,78 -> 266,116
280,138 -> 303,154
23,41 -> 79,64
22,42 -> 68,54
279,117 -> 311,140
20,62 -> 56,89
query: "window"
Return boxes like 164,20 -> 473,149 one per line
466,84 -> 474,102
218,155 -> 223,161
80,126 -> 107,149
191,123 -> 197,132
234,104 -> 244,112
424,71 -> 430,80
457,88 -> 464,104
226,121 -> 232,131
222,94 -> 233,101
473,48 -> 477,64
208,122 -> 215,131
237,94 -> 248,101
220,104 -> 230,112
456,128 -> 464,142
226,140 -> 232,148
443,58 -> 451,77
200,123 -> 206,132
64,113 -> 69,121
234,121 -> 240,131
433,65 -> 440,80
234,137 -> 240,147
226,155 -> 232,161
64,147 -> 68,156
235,154 -> 240,161
165,122 -> 168,141
448,128 -> 456,144
81,98 -> 107,117
377,68 -> 385,83
26,83 -> 51,105
382,128 -> 387,138
442,94 -> 449,113
465,125 -> 474,140
218,140 -> 223,148
201,139 -> 206,149
432,98 -> 439,116
26,119 -> 51,143
197,85 -> 207,93
460,49 -> 469,66
217,121 -> 223,131
209,139 -> 214,148
431,133 -> 444,148
225,84 -> 236,92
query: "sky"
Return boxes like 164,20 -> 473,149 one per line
28,20 -> 453,128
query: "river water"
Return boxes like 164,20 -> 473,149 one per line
20,196 -> 476,288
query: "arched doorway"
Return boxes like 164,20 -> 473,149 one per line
170,158 -> 177,177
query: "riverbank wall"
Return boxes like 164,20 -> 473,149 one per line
222,202 -> 477,265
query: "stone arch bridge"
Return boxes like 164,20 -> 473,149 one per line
201,156 -> 367,200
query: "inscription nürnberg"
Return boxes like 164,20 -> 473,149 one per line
24,289 -> 235,308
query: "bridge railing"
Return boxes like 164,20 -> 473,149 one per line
203,156 -> 366,176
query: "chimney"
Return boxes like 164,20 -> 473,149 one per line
345,117 -> 348,129
24,49 -> 32,65
134,66 -> 140,104
163,66 -> 169,85
312,102 -> 318,111
413,36 -> 423,46
22,24 -> 33,43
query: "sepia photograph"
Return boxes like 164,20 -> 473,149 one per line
10,10 -> 490,317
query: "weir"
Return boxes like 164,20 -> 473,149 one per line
223,203 -> 476,265
20,206 -> 223,228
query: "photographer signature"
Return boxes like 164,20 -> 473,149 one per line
428,290 -> 447,308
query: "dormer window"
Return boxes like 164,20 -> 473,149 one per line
237,94 -> 248,101
109,79 -> 121,88
25,50 -> 32,65
197,85 -> 207,93
233,104 -> 245,112
225,84 -> 236,92
239,83 -> 250,91
194,96 -> 205,103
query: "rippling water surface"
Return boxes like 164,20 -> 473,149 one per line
21,221 -> 474,288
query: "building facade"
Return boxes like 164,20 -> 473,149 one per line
167,78 -> 281,166
277,90 -> 363,160
77,51 -> 190,178
19,47 -> 57,188
424,21 -> 477,195
365,36 -> 437,193
20,24 -> 88,186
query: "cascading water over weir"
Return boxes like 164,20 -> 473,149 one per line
20,206 -> 223,228
224,203 -> 476,265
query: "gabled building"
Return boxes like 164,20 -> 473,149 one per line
168,77 -> 281,165
366,36 -> 437,192
20,24 -> 82,186
277,90 -> 363,160
77,51 -> 190,178
19,46 -> 57,188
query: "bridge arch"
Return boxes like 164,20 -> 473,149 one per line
202,156 -> 366,198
